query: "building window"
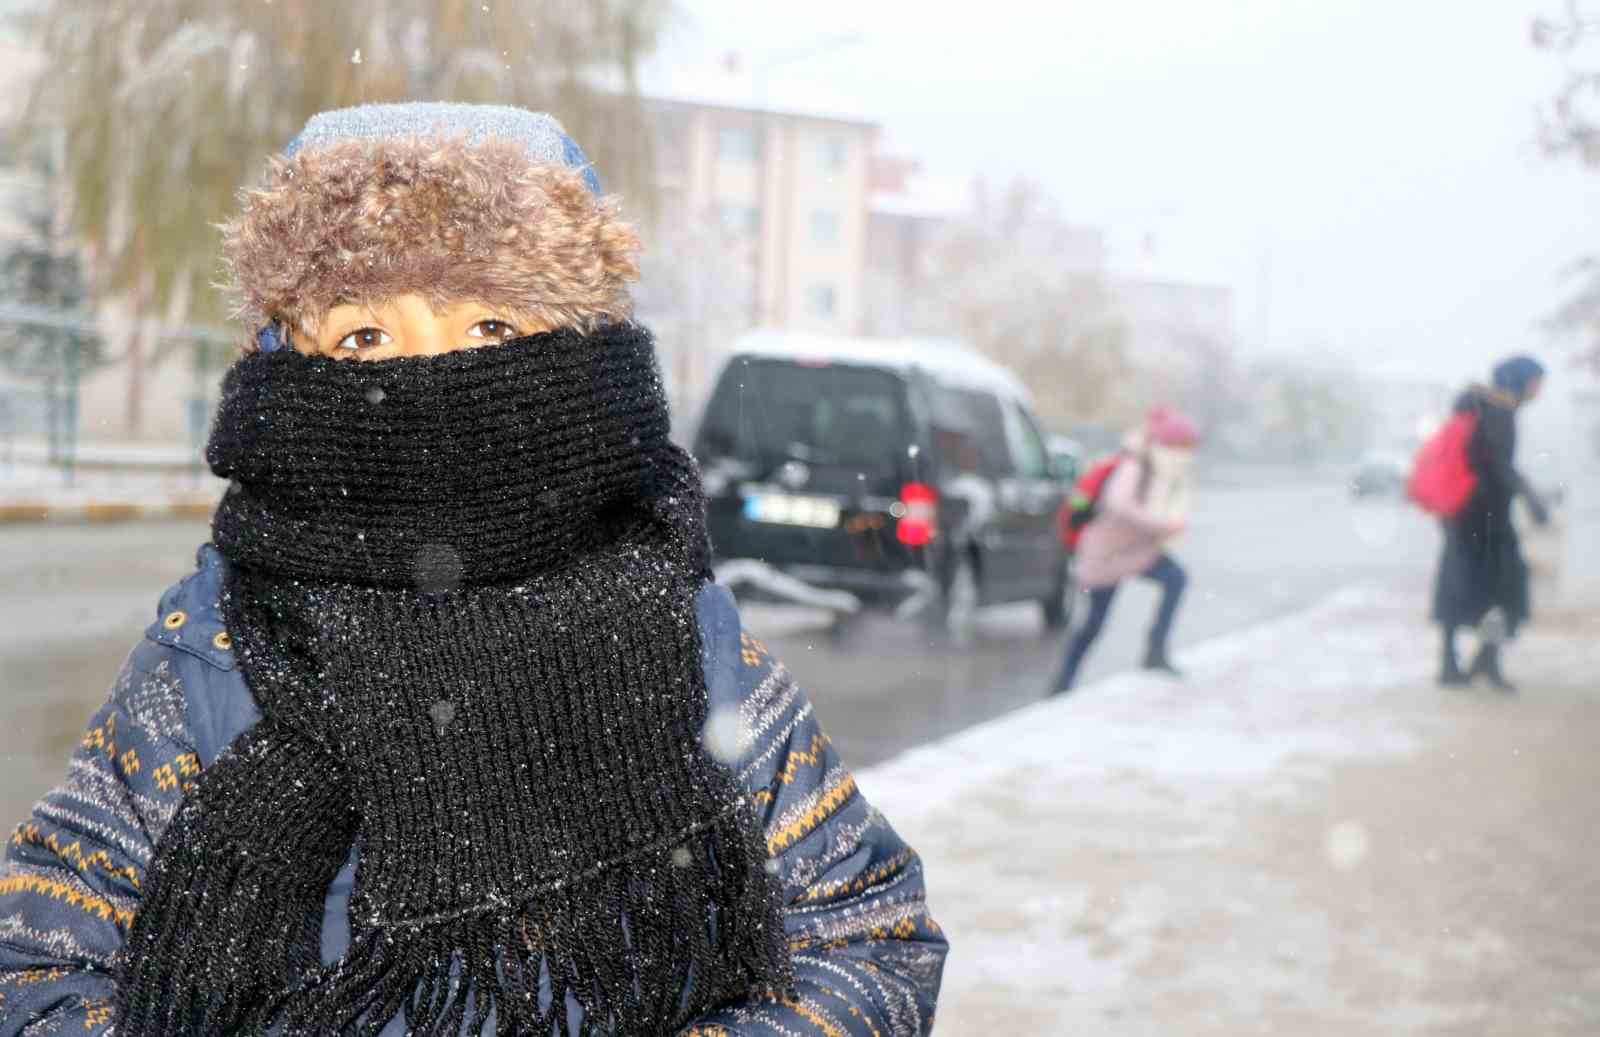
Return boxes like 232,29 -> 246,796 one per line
718,126 -> 760,162
807,282 -> 837,319
718,203 -> 761,237
821,134 -> 849,172
809,208 -> 840,248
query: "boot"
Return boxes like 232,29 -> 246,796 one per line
1143,642 -> 1183,678
1438,630 -> 1469,688
1469,643 -> 1517,694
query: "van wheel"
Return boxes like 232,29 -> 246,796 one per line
1042,557 -> 1076,632
927,553 -> 979,649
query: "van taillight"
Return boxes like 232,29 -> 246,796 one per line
896,482 -> 938,546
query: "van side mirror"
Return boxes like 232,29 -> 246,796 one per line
1049,456 -> 1079,484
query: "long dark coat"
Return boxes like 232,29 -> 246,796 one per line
1431,387 -> 1534,634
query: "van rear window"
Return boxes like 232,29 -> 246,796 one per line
697,359 -> 907,469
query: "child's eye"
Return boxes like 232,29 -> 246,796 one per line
467,319 -> 519,341
335,328 -> 392,351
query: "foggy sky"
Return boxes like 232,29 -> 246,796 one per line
656,0 -> 1600,388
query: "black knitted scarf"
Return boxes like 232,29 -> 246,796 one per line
115,325 -> 791,1035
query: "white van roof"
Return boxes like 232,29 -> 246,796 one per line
727,329 -> 1032,404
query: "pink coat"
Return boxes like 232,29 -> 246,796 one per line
1074,459 -> 1175,590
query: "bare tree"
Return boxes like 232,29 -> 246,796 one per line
1130,329 -> 1242,451
1534,1 -> 1600,372
12,0 -> 669,434
904,178 -> 1137,430
1534,1 -> 1600,161
1240,356 -> 1375,465
634,205 -> 755,422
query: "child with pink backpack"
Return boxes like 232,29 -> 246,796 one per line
1052,406 -> 1201,694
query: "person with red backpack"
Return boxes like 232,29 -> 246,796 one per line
1426,355 -> 1550,692
1051,407 -> 1200,694
1056,452 -> 1127,553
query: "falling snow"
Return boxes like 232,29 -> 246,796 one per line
413,542 -> 463,594
428,699 -> 456,737
701,707 -> 750,765
1325,820 -> 1369,870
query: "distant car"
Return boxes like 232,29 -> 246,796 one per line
1352,452 -> 1409,498
692,330 -> 1073,644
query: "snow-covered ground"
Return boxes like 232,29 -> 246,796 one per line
860,586 -> 1600,1035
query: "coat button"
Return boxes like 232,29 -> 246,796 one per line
162,610 -> 187,630
212,631 -> 233,651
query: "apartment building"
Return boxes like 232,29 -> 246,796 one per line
646,97 -> 875,332
635,75 -> 878,417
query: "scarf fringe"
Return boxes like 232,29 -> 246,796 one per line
267,808 -> 790,1036
114,722 -> 357,1035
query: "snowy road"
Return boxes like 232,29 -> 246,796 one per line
0,477 -> 1437,826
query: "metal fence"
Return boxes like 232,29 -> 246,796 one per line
0,301 -> 235,484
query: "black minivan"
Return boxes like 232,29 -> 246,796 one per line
691,331 -> 1072,643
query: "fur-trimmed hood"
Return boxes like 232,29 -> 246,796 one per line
220,112 -> 641,338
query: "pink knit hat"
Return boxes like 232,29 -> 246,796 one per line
1147,406 -> 1201,448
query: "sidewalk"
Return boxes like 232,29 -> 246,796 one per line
1,450 -> 223,521
858,587 -> 1600,1036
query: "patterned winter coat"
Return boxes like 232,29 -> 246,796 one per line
0,545 -> 946,1035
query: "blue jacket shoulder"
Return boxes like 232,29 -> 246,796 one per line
137,544 -> 258,765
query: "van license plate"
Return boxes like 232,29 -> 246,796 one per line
743,492 -> 841,529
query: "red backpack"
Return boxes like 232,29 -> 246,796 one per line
1408,412 -> 1477,518
1056,454 -> 1123,551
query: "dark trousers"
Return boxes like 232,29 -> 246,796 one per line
1053,553 -> 1187,693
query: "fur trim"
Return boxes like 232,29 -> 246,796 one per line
221,135 -> 641,337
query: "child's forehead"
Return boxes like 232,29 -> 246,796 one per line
302,295 -> 524,326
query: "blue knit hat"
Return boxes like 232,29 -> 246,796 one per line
1492,355 -> 1545,398
283,103 -> 603,194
